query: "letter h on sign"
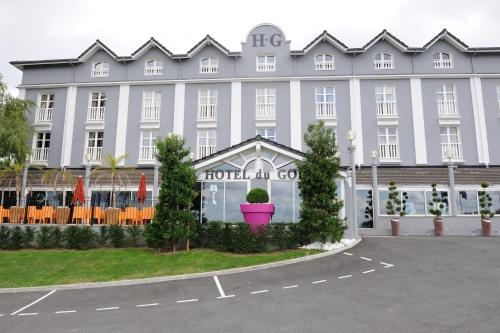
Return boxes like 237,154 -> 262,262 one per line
252,34 -> 265,47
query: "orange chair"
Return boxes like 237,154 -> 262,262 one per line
41,206 -> 55,224
106,208 -> 120,225
55,207 -> 70,224
27,206 -> 41,224
9,207 -> 24,224
122,207 -> 138,225
89,207 -> 105,224
0,207 -> 8,223
72,206 -> 88,224
140,207 -> 155,224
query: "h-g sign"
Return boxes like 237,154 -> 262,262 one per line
251,33 -> 282,47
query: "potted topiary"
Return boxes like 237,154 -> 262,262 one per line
479,182 -> 494,237
240,188 -> 275,233
428,183 -> 445,236
385,181 -> 407,236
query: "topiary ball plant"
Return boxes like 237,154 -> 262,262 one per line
246,188 -> 269,204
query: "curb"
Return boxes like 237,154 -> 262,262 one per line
0,238 -> 362,294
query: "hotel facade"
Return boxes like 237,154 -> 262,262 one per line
8,23 -> 500,235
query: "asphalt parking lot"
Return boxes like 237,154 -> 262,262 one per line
1,236 -> 499,333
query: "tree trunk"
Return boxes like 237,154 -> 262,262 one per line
186,237 -> 190,252
172,241 -> 176,253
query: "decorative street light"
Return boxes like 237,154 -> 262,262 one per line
346,130 -> 358,239
85,153 -> 91,207
446,149 -> 456,216
371,150 -> 379,228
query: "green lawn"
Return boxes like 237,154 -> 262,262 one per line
0,248 -> 320,288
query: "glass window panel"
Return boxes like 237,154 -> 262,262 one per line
201,182 -> 224,222
357,189 -> 373,228
224,182 -> 247,222
425,190 -> 449,216
404,191 -> 426,215
456,190 -> 478,215
378,190 -> 389,215
271,181 -> 294,223
490,191 -> 500,214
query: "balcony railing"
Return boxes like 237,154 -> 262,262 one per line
433,59 -> 453,68
437,100 -> 459,117
441,143 -> 462,159
376,101 -> 397,116
197,145 -> 216,159
144,67 -> 163,76
379,144 -> 400,160
198,105 -> 217,120
142,106 -> 161,120
256,103 -> 276,119
374,60 -> 393,69
140,146 -> 157,161
315,61 -> 335,70
256,63 -> 275,72
86,147 -> 102,162
87,107 -> 105,121
35,108 -> 53,123
200,65 -> 219,73
91,69 -> 109,77
32,147 -> 49,162
315,102 -> 336,118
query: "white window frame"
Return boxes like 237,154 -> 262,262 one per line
197,89 -> 218,120
200,57 -> 219,73
314,86 -> 336,118
377,186 -> 451,217
87,91 -> 106,121
314,54 -> 335,70
375,85 -> 397,117
256,128 -> 276,141
440,126 -> 462,160
139,130 -> 158,162
32,131 -> 50,162
197,129 -> 216,159
373,53 -> 394,69
35,93 -> 55,123
256,55 -> 276,72
256,88 -> 276,119
433,52 -> 453,69
378,126 -> 400,160
84,131 -> 104,163
142,90 -> 161,120
144,59 -> 163,76
91,61 -> 109,77
436,84 -> 459,117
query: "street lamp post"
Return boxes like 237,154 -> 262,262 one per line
446,150 -> 456,216
346,130 -> 358,239
371,150 -> 379,229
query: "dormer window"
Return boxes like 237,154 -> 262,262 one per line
144,59 -> 163,76
315,54 -> 335,70
91,61 -> 109,77
433,52 -> 453,68
256,55 -> 275,72
200,57 -> 219,73
374,53 -> 394,69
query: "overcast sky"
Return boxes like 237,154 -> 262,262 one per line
1,0 -> 499,95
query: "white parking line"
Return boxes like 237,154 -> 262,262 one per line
136,303 -> 159,308
283,285 -> 298,289
10,290 -> 56,315
96,307 -> 119,311
380,261 -> 395,268
337,275 -> 352,279
0,314 -> 4,317
213,276 -> 235,299
312,279 -> 327,284
55,310 -> 76,314
362,269 -> 375,274
18,313 -> 38,316
360,257 -> 373,261
176,299 -> 199,303
251,290 -> 269,294
343,252 -> 353,256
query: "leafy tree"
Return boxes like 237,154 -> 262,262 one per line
479,182 -> 495,219
144,135 -> 196,252
385,181 -> 407,219
297,121 -> 346,244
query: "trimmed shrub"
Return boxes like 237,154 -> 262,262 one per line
270,223 -> 287,250
36,226 -> 53,249
109,225 -> 125,248
10,226 -> 24,250
127,226 -> 142,247
50,226 -> 64,248
246,188 -> 269,204
0,225 -> 11,250
64,226 -> 96,250
23,226 -> 35,248
97,225 -> 109,246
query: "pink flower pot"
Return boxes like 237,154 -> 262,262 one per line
240,203 -> 275,233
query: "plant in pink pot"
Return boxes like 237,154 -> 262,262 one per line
240,188 -> 275,233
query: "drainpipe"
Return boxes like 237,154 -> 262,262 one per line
371,151 -> 379,228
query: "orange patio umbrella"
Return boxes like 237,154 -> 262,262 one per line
71,176 -> 85,205
137,173 -> 147,205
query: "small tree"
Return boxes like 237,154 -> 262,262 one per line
144,135 -> 196,252
479,182 -> 494,220
428,183 -> 445,218
385,181 -> 407,219
297,121 -> 345,244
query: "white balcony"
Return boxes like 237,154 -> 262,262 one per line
87,107 -> 105,121
198,104 -> 217,120
379,144 -> 400,160
144,67 -> 163,76
374,60 -> 394,69
256,103 -> 276,119
315,102 -> 336,118
441,143 -> 462,160
140,146 -> 157,161
376,101 -> 397,117
437,100 -> 459,117
142,106 -> 161,120
35,108 -> 53,123
256,63 -> 275,72
86,147 -> 102,162
197,145 -> 216,159
315,61 -> 335,70
91,69 -> 109,77
433,59 -> 453,68
32,147 -> 49,162
200,65 -> 219,73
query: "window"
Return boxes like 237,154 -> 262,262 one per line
200,57 -> 219,73
315,87 -> 336,118
88,92 -> 106,121
144,59 -> 163,76
440,126 -> 462,159
433,52 -> 453,68
36,93 -> 54,123
456,190 -> 478,215
404,190 -> 426,215
357,189 -> 374,228
32,132 -> 50,162
496,86 -> 500,111
373,53 -> 393,69
256,55 -> 275,72
375,85 -> 397,116
256,88 -> 276,119
91,61 -> 109,77
198,89 -> 217,119
142,90 -> 161,120
197,129 -> 216,159
378,126 -> 399,160
315,54 -> 334,70
256,128 -> 276,141
436,84 -> 458,116
425,190 -> 449,216
379,189 -> 449,216
85,131 -> 103,162
139,130 -> 158,161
